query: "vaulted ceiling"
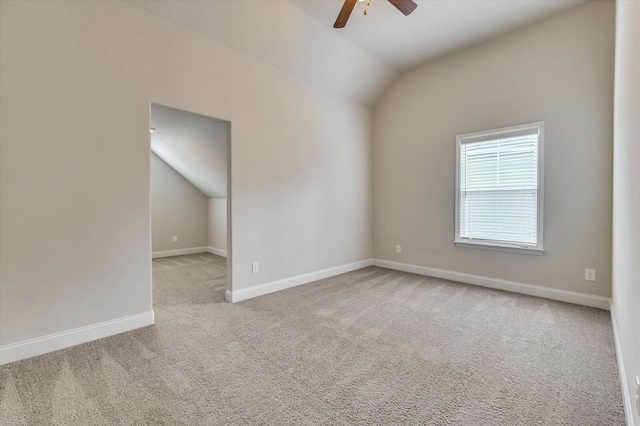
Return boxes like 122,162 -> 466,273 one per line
128,0 -> 395,107
293,0 -> 589,71
129,0 -> 589,106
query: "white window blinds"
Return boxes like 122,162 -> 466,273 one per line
456,123 -> 543,252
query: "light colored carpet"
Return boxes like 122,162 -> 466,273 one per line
0,253 -> 625,425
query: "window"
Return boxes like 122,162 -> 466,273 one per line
455,122 -> 544,254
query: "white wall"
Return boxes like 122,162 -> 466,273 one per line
0,1 -> 372,347
373,1 -> 615,297
612,1 -> 640,424
151,153 -> 208,253
208,199 -> 228,253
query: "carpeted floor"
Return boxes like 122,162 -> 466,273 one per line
0,253 -> 625,425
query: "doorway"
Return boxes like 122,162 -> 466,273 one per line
149,103 -> 231,308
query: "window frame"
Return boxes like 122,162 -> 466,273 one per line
454,121 -> 545,255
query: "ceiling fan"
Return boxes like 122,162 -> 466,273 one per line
334,0 -> 417,28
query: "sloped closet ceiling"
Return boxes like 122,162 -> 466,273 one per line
151,104 -> 228,199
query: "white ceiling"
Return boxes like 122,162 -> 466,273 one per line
151,104 -> 228,199
127,0 -> 395,107
129,0 -> 589,106
293,0 -> 589,71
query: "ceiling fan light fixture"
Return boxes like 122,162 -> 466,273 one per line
334,0 -> 416,28
359,0 -> 370,15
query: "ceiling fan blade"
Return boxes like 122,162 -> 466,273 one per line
334,0 -> 358,28
387,0 -> 417,16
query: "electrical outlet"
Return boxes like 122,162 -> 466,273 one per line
396,245 -> 402,254
252,262 -> 259,274
584,269 -> 596,282
636,376 -> 640,416
172,236 -> 178,243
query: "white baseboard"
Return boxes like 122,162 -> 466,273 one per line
0,311 -> 154,366
206,246 -> 227,258
226,259 -> 374,303
372,259 -> 611,310
152,247 -> 209,258
611,304 -> 635,426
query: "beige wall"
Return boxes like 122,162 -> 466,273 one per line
612,1 -> 640,423
0,1 -> 372,346
208,199 -> 228,253
151,153 -> 208,253
373,1 -> 615,297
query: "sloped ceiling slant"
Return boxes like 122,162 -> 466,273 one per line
127,0 -> 396,108
151,104 -> 228,199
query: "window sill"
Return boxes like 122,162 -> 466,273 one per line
454,241 -> 544,255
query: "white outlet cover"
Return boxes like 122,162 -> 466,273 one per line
396,245 -> 401,254
252,262 -> 259,274
584,269 -> 596,282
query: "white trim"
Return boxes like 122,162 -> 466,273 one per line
455,121 -> 545,254
611,303 -> 635,426
0,311 -> 155,366
151,247 -> 228,259
226,259 -> 373,303
372,259 -> 610,310
207,246 -> 228,258
152,246 -> 209,258
454,241 -> 544,255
